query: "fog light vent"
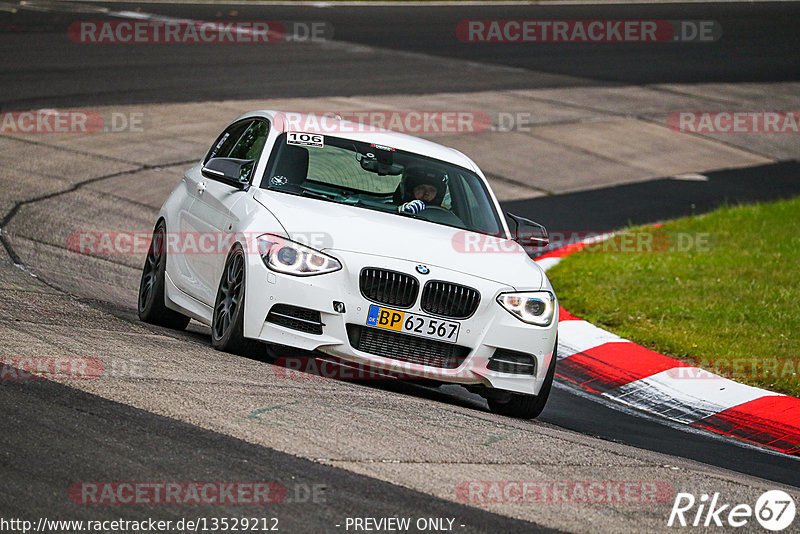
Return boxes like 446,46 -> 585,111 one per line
266,304 -> 324,335
488,349 -> 537,375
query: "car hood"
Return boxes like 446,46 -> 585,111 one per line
253,189 -> 544,289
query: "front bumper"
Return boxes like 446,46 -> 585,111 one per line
243,249 -> 557,395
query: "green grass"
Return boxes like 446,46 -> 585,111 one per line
547,196 -> 800,397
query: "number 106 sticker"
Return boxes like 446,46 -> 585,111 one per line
287,132 -> 324,148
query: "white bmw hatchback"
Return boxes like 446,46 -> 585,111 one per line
138,111 -> 558,418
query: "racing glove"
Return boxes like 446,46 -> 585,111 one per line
398,200 -> 426,214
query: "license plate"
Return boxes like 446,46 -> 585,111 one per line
366,305 -> 460,343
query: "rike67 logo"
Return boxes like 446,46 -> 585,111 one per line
668,490 -> 796,531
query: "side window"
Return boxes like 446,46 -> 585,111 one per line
452,173 -> 493,233
204,120 -> 253,164
461,176 -> 479,212
229,120 -> 270,162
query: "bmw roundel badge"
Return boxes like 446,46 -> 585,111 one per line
416,265 -> 430,275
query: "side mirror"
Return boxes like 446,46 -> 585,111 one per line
508,213 -> 549,251
201,157 -> 254,190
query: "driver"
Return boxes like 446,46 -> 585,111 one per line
395,166 -> 448,214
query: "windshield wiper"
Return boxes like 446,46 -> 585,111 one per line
300,189 -> 337,201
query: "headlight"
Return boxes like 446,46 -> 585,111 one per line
497,291 -> 555,326
257,234 -> 341,276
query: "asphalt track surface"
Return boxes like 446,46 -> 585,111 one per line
0,377 -> 555,533
504,161 -> 800,232
1,1 -> 800,532
1,2 -> 800,108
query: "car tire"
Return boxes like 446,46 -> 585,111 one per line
488,335 -> 558,420
211,245 -> 259,355
138,221 -> 191,330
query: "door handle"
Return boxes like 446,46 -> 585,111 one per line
197,182 -> 207,194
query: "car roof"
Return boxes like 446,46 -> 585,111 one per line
234,110 -> 480,171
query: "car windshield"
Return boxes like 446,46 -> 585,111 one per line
260,133 -> 504,236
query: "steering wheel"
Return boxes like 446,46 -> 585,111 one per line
417,205 -> 464,226
422,205 -> 450,213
